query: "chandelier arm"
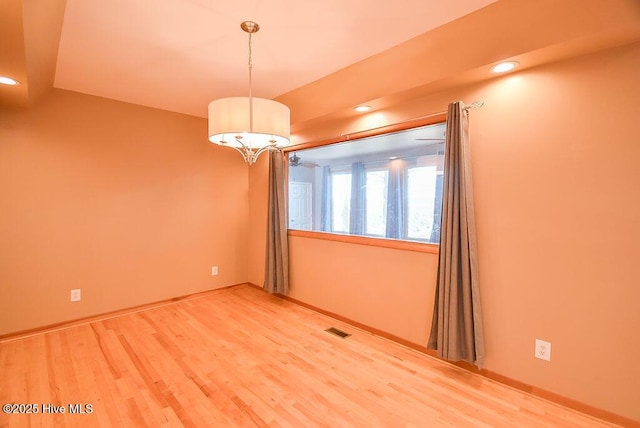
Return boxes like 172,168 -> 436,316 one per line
233,135 -> 251,152
227,144 -> 253,164
234,136 -> 260,165
252,144 -> 279,159
231,136 -> 278,165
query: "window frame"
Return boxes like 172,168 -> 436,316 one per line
329,170 -> 352,234
405,163 -> 440,242
363,166 -> 389,238
284,113 -> 446,254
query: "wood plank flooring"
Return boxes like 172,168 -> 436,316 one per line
0,284 -> 620,427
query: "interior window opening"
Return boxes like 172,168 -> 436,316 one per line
287,121 -> 445,245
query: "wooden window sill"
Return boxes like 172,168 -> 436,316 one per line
287,229 -> 439,254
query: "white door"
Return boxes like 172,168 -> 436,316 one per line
289,182 -> 312,230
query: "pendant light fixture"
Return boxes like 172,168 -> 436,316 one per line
208,21 -> 290,165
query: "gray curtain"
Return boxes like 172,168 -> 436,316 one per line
320,166 -> 332,232
349,162 -> 365,235
264,150 -> 289,295
427,101 -> 485,368
385,159 -> 406,239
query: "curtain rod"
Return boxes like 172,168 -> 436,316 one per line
287,100 -> 485,150
395,99 -> 485,121
463,100 -> 485,111
340,99 -> 485,138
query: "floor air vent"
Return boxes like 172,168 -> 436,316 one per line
325,327 -> 351,338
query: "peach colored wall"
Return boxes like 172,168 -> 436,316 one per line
289,237 -> 438,342
0,89 -> 249,335
248,43 -> 640,420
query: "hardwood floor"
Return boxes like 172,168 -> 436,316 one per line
0,284 -> 619,427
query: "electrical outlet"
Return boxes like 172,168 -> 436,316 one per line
535,339 -> 551,361
211,266 -> 218,276
70,288 -> 81,302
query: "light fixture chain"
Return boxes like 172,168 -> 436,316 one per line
248,31 -> 253,71
248,31 -> 253,136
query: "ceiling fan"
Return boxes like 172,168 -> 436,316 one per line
289,153 -> 319,168
414,138 -> 445,142
415,129 -> 446,142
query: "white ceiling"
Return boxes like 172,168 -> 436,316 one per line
53,0 -> 498,118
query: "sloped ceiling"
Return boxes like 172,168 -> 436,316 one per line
1,0 -> 639,126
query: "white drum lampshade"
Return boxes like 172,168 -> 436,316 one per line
208,97 -> 290,150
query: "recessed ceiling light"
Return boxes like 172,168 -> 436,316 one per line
491,62 -> 519,73
354,105 -> 372,112
0,76 -> 20,85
